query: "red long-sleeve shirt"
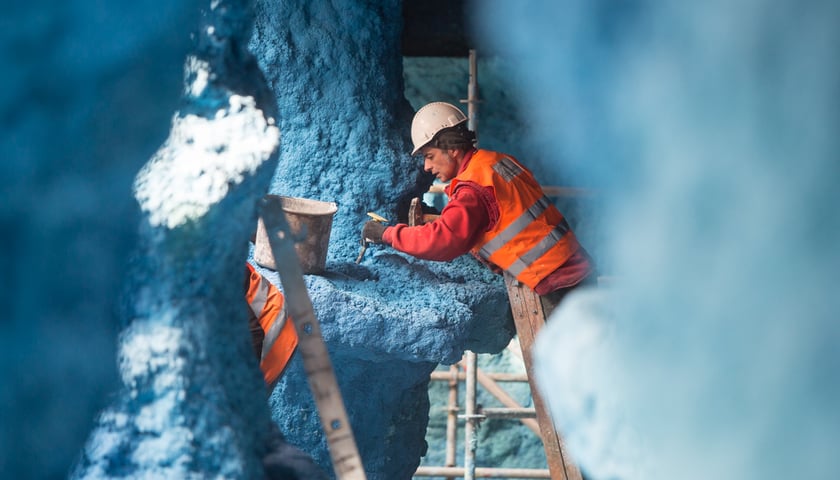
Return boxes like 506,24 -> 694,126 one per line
382,152 -> 593,294
384,183 -> 493,261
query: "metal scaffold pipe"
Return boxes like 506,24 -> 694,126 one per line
414,466 -> 551,478
445,365 -> 459,480
462,351 -> 478,480
461,48 -> 479,139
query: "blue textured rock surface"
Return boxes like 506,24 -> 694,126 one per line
11,1 -> 840,479
72,1 -> 282,477
251,0 -> 423,260
1,2 -> 201,478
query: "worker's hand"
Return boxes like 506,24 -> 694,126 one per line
362,221 -> 386,244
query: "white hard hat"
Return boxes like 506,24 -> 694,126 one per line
410,102 -> 468,155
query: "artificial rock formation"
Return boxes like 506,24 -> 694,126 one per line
1,1 -> 201,478
73,1 -> 282,477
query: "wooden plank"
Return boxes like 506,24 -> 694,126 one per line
503,273 -> 583,480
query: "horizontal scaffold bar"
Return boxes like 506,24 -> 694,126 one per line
414,466 -> 550,478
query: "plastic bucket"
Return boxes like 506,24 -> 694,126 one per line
254,195 -> 338,274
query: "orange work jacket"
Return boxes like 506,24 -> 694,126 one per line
245,263 -> 298,385
447,150 -> 581,290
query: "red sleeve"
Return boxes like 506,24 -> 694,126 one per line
383,185 -> 493,261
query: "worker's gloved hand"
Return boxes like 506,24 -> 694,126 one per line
362,221 -> 386,244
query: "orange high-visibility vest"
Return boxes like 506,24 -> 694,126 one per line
447,150 -> 581,289
245,263 -> 298,385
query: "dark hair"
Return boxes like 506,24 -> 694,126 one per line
432,124 -> 476,151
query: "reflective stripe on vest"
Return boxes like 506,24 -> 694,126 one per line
247,273 -> 288,360
478,195 -> 572,272
449,150 -> 580,289
246,264 -> 298,385
480,195 -> 552,258
492,156 -> 524,181
504,221 -> 572,278
248,275 -> 270,318
260,301 -> 287,362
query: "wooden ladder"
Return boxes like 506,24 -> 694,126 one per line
504,273 -> 583,480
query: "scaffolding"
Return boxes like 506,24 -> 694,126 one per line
414,344 -> 552,479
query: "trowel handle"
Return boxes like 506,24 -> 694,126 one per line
354,241 -> 368,264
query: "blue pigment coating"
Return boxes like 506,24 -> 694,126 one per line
1,1 -> 203,479
250,0 -> 428,262
11,0 -> 839,478
72,2 -> 283,478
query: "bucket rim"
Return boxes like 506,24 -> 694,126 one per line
270,194 -> 338,216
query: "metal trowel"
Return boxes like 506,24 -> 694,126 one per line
354,212 -> 388,264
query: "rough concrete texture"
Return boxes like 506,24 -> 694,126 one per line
250,0 -> 425,259
72,1 -> 282,477
249,1 -> 515,478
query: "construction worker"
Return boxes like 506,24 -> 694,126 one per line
245,263 -> 298,388
245,263 -> 330,480
362,101 -> 596,315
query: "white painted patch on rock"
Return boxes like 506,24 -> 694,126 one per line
134,86 -> 280,229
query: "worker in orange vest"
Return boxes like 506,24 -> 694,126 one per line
245,263 -> 298,388
245,263 -> 329,479
362,101 -> 596,315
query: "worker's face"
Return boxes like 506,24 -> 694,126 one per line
422,147 -> 460,182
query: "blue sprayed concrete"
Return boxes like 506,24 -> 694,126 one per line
73,1 -> 284,478
1,1 -> 202,478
